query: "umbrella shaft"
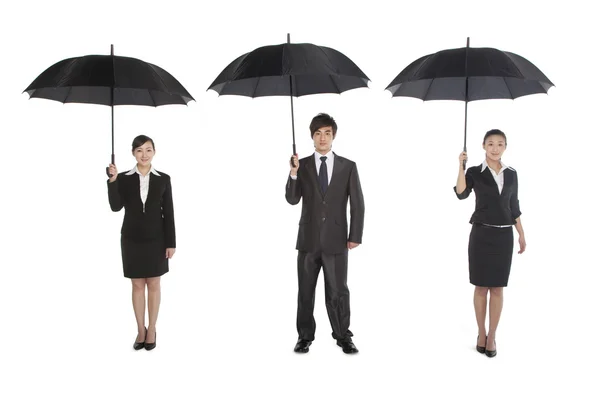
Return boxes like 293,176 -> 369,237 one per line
289,75 -> 296,154
463,99 -> 468,151
111,104 -> 114,156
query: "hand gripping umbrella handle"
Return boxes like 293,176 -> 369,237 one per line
290,144 -> 297,168
106,154 -> 115,178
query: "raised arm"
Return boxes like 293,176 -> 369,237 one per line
454,152 -> 473,199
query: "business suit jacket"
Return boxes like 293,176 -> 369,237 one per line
454,164 -> 521,225
108,171 -> 176,248
286,152 -> 365,254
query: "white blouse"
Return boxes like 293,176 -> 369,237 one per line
126,165 -> 161,212
481,160 -> 512,228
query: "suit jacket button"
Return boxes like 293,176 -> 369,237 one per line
322,201 -> 326,204
322,217 -> 326,222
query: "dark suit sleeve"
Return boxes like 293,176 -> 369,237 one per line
285,174 -> 301,205
510,170 -> 522,221
162,177 -> 176,248
454,168 -> 474,199
107,178 -> 123,211
348,163 -> 365,244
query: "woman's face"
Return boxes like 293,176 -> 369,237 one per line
482,135 -> 506,162
133,141 -> 155,167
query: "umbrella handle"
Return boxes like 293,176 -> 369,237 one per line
289,145 -> 297,169
106,154 -> 115,178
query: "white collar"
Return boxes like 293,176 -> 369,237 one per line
125,165 -> 161,176
314,150 -> 333,161
481,159 -> 508,173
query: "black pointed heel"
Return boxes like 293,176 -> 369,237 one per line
485,340 -> 497,358
476,335 -> 487,354
145,330 -> 156,351
133,327 -> 147,351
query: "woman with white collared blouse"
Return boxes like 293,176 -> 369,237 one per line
107,135 -> 176,351
454,129 -> 526,358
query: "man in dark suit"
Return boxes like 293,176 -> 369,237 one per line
286,113 -> 365,354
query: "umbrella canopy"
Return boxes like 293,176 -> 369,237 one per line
385,38 -> 554,168
208,34 -> 370,157
386,45 -> 553,101
25,54 -> 194,105
208,42 -> 369,97
24,45 -> 194,176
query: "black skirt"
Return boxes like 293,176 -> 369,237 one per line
121,235 -> 168,279
468,224 -> 513,287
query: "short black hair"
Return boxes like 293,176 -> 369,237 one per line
131,135 -> 155,152
483,129 -> 507,144
310,113 -> 337,138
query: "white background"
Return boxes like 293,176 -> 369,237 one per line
1,0 -> 598,399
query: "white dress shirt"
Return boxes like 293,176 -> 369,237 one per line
290,151 -> 334,183
126,165 -> 161,212
481,159 -> 512,228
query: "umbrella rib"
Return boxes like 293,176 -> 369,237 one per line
328,74 -> 341,94
252,76 -> 261,98
423,78 -> 435,101
62,86 -> 73,103
148,89 -> 158,107
146,63 -> 173,105
317,46 -> 344,93
503,77 -> 515,100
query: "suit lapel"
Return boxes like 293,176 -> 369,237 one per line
482,165 -> 511,196
325,153 -> 344,200
126,172 -> 143,206
305,153 -> 345,199
304,156 -> 322,198
501,169 -> 512,196
147,173 -> 157,203
481,167 -> 498,195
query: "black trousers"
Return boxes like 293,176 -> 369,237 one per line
297,249 -> 352,341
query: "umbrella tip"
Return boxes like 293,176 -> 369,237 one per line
287,33 -> 290,43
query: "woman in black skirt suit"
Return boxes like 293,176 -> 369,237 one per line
454,129 -> 526,358
107,135 -> 176,351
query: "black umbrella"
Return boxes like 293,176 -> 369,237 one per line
385,37 -> 554,168
24,44 -> 194,176
208,34 -> 370,161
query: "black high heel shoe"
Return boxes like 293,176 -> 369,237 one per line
476,335 -> 487,354
133,327 -> 147,351
485,340 -> 497,358
144,330 -> 156,351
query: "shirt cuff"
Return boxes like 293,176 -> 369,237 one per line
290,175 -> 298,180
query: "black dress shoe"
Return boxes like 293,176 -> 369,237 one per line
476,335 -> 487,354
133,327 -> 147,351
485,340 -> 497,358
337,338 -> 359,354
294,339 -> 312,353
144,331 -> 156,351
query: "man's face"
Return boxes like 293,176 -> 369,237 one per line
313,126 -> 334,153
